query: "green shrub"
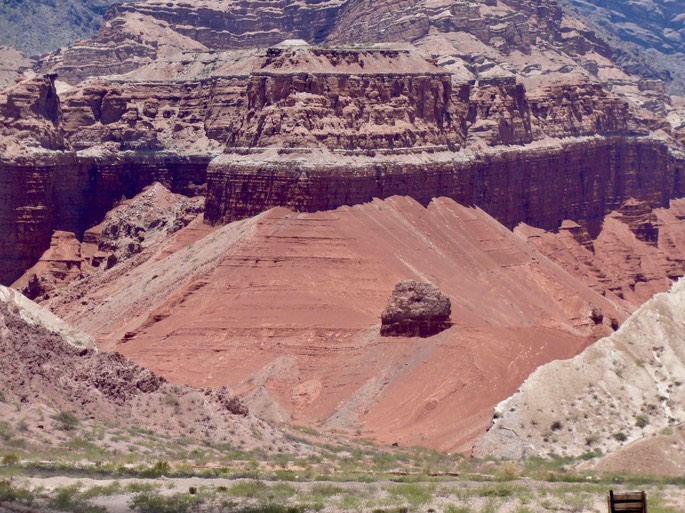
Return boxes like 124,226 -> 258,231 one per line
613,432 -> 628,442
388,483 -> 434,507
0,421 -> 14,441
1,453 -> 19,465
129,491 -> 201,513
310,483 -> 343,499
52,411 -> 80,431
0,480 -> 34,504
139,460 -> 171,478
49,485 -> 105,513
635,415 -> 650,428
239,506 -> 307,513
585,434 -> 599,446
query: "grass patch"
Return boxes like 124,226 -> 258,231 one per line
130,490 -> 202,513
49,484 -> 106,513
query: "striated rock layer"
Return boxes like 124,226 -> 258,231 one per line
36,194 -> 632,451
206,135 -> 676,237
2,42 -> 685,285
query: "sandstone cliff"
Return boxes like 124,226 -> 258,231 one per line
2,37 -> 684,286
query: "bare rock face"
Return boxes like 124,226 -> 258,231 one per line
472,278 -> 685,463
12,183 -> 204,302
615,198 -> 660,246
0,284 -> 257,441
17,231 -> 83,302
381,280 -> 452,337
88,182 -> 204,270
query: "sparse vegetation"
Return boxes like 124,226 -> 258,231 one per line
52,411 -> 80,431
1,452 -> 19,465
130,490 -> 202,513
49,484 -> 106,513
636,414 -> 650,428
613,432 -> 628,442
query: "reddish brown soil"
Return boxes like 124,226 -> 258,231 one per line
45,195 -> 630,453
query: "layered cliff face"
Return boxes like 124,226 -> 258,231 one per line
2,38 -> 682,285
41,0 -> 344,84
2,0 -> 685,461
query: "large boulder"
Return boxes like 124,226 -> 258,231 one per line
380,280 -> 452,337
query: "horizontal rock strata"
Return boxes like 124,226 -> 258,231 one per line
206,137 -> 675,238
2,44 -> 685,285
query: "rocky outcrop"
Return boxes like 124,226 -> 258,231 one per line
0,284 -> 258,440
12,183 -> 204,299
206,137 -> 673,237
0,151 -> 209,285
380,280 -> 452,337
0,74 -> 64,151
515,197 -> 685,311
18,231 -> 83,301
39,196 -> 626,451
473,278 -> 685,460
615,199 -> 660,246
90,182 -> 204,269
42,0 -> 344,84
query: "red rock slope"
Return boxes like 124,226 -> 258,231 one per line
0,284 -> 305,453
43,195 -> 630,452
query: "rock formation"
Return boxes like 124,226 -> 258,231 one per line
1,0 -> 685,461
21,194 -> 640,451
381,280 -> 452,337
11,183 -> 204,300
515,197 -> 685,310
560,0 -> 685,94
473,277 -> 685,462
0,284 -> 316,452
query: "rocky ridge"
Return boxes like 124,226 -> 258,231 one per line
21,189 -> 642,451
0,283 -> 309,453
4,35 -> 684,285
473,277 -> 685,464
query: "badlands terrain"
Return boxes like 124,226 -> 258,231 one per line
2,0 -> 685,510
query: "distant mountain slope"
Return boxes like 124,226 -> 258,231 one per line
0,0 -> 130,56
561,0 -> 685,94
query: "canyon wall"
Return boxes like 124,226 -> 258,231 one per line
2,46 -> 684,285
0,152 -> 209,284
205,137 -> 673,237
